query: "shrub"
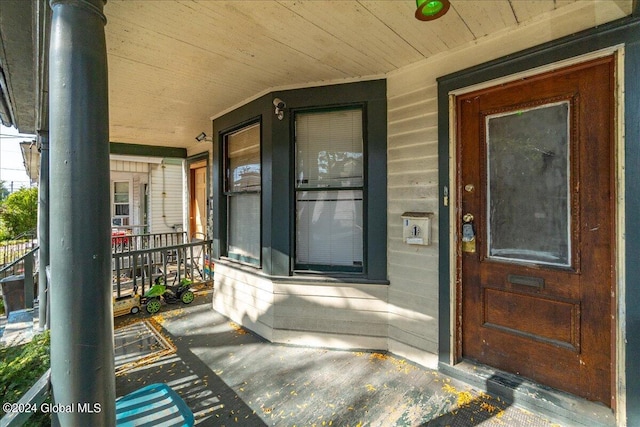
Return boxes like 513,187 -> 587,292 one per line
0,331 -> 50,424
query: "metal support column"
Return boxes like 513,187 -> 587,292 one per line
49,0 -> 114,425
37,132 -> 49,330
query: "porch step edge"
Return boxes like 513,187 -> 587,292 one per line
438,361 -> 615,427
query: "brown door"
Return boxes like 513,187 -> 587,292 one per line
457,56 -> 615,405
189,162 -> 207,238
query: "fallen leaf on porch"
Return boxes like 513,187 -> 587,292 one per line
229,322 -> 249,335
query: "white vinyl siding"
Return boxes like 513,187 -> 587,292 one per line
149,161 -> 184,233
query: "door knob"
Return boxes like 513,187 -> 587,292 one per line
463,213 -> 474,223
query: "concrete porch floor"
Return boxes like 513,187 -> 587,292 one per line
114,292 -> 565,427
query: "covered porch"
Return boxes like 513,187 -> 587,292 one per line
1,0 -> 640,426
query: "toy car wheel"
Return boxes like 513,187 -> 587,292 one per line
130,306 -> 140,314
146,299 -> 161,314
181,290 -> 195,304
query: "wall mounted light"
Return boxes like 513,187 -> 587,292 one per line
273,97 -> 286,120
415,0 -> 450,21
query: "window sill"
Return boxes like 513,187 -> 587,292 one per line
214,258 -> 389,286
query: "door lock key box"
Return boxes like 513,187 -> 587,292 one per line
462,213 -> 476,253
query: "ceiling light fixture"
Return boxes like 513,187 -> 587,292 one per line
415,0 -> 450,21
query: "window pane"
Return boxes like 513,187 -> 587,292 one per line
228,124 -> 260,192
228,193 -> 260,265
114,182 -> 129,194
296,109 -> 363,189
296,190 -> 363,267
115,204 -> 129,216
487,102 -> 570,266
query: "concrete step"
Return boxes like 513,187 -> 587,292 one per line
0,308 -> 37,347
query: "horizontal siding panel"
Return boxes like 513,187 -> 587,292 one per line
387,85 -> 436,111
388,325 -> 437,354
388,339 -> 438,369
387,185 -> 438,201
387,157 -> 437,174
274,294 -> 388,312
388,249 -> 438,271
388,288 -> 439,315
388,144 -> 436,162
388,112 -> 437,135
274,282 -> 387,300
388,264 -> 438,285
150,163 -> 184,233
388,200 -> 439,216
388,319 -> 437,346
388,128 -> 436,147
387,170 -> 437,188
276,305 -> 388,325
272,329 -> 387,351
273,316 -> 387,337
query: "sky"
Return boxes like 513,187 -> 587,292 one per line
0,124 -> 35,192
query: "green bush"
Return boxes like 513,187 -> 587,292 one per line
0,331 -> 50,424
0,187 -> 38,240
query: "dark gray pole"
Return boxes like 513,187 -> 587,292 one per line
37,131 -> 49,331
49,0 -> 114,425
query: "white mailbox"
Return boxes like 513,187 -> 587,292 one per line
401,212 -> 433,246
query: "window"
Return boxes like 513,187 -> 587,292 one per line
112,181 -> 130,226
295,108 -> 364,271
224,123 -> 261,265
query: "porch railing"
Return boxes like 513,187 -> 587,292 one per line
111,231 -> 187,254
112,238 -> 213,298
0,236 -> 37,270
0,246 -> 39,311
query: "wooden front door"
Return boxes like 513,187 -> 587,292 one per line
190,162 -> 207,237
457,56 -> 615,405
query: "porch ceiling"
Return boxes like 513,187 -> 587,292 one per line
1,1 -> 634,151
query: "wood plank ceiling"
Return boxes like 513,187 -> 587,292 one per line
104,0 -> 632,149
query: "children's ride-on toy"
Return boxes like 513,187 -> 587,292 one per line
142,278 -> 195,314
113,294 -> 141,317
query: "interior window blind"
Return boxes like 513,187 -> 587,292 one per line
226,123 -> 261,266
296,109 -> 363,189
295,109 -> 364,269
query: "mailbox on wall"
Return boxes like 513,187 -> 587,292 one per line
401,212 -> 434,246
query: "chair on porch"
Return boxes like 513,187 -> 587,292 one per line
115,383 -> 194,426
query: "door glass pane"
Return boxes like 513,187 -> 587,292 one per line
486,102 -> 570,266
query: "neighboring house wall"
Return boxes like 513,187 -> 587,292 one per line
149,160 -> 184,233
110,160 -> 149,229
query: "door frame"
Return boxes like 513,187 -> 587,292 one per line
187,153 -> 210,239
441,46 -> 625,413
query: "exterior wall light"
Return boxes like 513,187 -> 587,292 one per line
195,132 -> 209,142
273,97 -> 286,120
415,0 -> 450,21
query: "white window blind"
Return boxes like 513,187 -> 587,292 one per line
296,109 -> 363,188
295,109 -> 364,269
226,123 -> 261,265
